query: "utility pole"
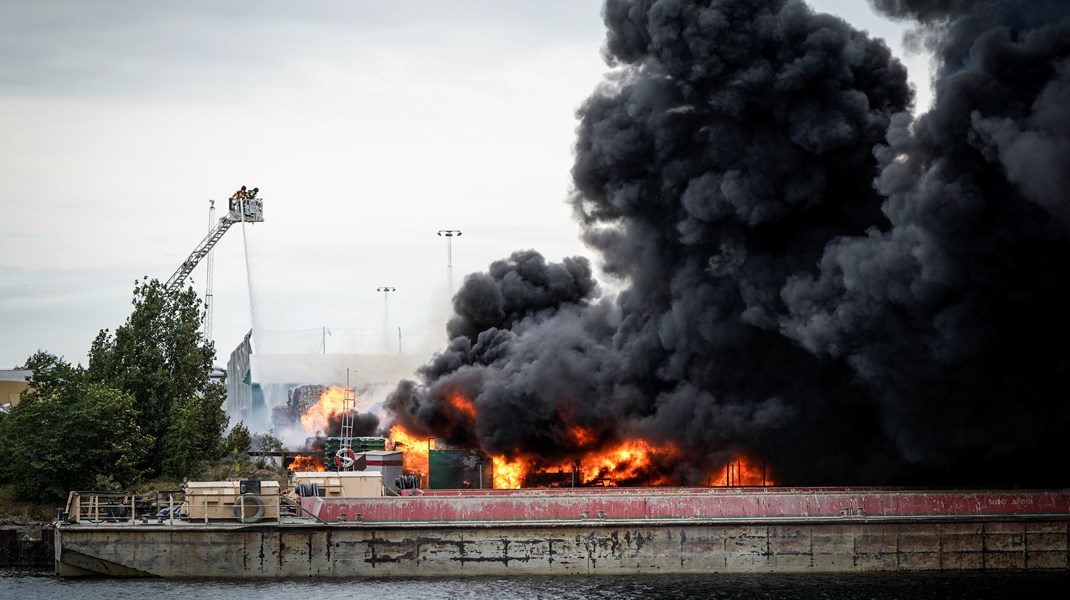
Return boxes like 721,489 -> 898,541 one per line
437,230 -> 462,297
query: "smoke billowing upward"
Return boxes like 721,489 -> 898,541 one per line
781,0 -> 1070,483
387,0 -> 1070,486
871,0 -> 990,22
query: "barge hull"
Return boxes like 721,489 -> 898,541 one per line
55,488 -> 1070,577
55,518 -> 1070,578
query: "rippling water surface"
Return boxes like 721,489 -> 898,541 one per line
3,568 -> 1068,599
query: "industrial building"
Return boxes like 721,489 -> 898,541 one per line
224,330 -> 424,432
0,369 -> 32,410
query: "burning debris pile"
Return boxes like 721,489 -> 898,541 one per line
271,385 -> 381,439
289,454 -> 325,472
387,0 -> 1070,488
271,384 -> 329,434
270,385 -> 384,471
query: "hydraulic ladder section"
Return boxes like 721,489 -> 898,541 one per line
165,197 -> 264,292
204,200 -> 217,341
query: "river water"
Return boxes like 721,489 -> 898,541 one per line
2,568 -> 1067,599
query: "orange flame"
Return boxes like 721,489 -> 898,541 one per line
489,438 -> 669,488
578,438 -> 664,485
491,456 -> 527,489
570,424 -> 597,447
299,386 -> 352,433
389,424 -> 428,480
388,391 -> 774,489
290,454 -> 325,472
710,455 -> 772,486
446,391 -> 477,422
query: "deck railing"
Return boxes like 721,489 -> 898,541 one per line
61,490 -> 187,524
63,491 -> 138,524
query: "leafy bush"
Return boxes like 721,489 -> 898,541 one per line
224,422 -> 252,454
161,384 -> 229,480
0,370 -> 151,502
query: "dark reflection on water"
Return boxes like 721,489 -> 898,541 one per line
2,568 -> 1067,600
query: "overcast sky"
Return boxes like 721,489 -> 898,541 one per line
0,0 -> 931,370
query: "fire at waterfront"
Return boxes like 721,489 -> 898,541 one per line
273,385 -> 770,489
246,0 -> 1069,491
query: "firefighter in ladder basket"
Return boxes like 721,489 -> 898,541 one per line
229,186 -> 246,212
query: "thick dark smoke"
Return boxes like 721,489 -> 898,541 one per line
870,0 -> 989,22
781,0 -> 1070,483
388,0 -> 1070,486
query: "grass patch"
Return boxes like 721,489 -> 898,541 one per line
0,484 -> 59,524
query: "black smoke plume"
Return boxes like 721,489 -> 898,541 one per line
388,0 -> 1070,486
781,0 -> 1070,484
870,0 -> 989,23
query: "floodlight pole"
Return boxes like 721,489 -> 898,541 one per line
437,230 -> 462,297
377,286 -> 396,353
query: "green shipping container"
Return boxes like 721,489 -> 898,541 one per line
428,449 -> 492,489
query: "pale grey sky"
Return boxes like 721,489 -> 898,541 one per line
0,0 -> 930,369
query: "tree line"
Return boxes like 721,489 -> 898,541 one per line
0,278 -> 251,502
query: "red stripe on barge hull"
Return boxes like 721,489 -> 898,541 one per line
303,488 -> 1070,523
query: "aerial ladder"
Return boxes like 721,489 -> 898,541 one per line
165,195 -> 264,293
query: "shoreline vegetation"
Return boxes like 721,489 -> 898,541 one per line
0,454 -> 288,567
0,453 -> 289,525
0,280 -> 283,520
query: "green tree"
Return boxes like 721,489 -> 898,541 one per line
224,422 -> 253,454
0,355 -> 151,501
17,350 -> 80,388
88,278 -> 223,473
161,384 -> 229,479
252,430 -> 285,453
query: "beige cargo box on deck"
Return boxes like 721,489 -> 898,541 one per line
185,480 -> 280,522
292,471 -> 383,498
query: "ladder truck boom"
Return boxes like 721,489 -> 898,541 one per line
165,197 -> 264,292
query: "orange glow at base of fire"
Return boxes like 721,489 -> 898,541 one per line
579,438 -> 662,484
389,425 -> 428,479
710,455 -> 772,486
300,386 -> 350,433
290,455 -> 325,472
492,456 -> 527,489
388,417 -> 773,489
491,438 -> 671,488
489,444 -> 772,489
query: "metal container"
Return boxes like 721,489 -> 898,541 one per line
184,480 -> 280,522
428,449 -> 492,489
